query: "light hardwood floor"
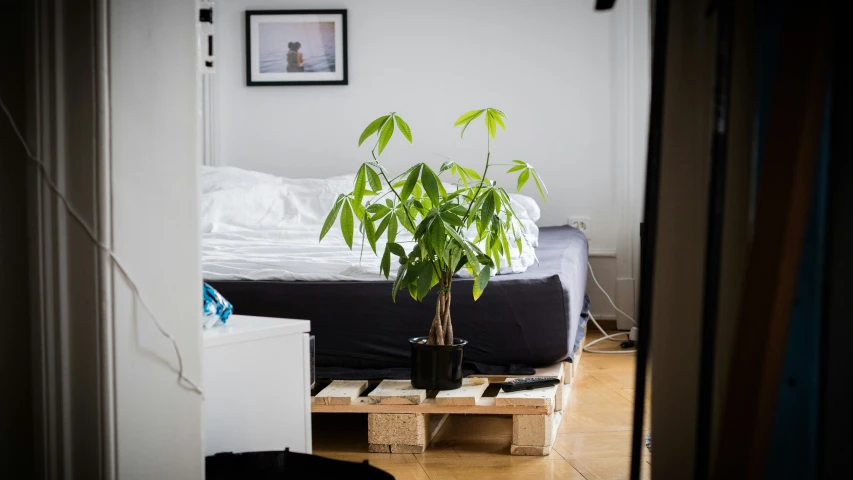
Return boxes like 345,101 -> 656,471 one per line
312,331 -> 652,480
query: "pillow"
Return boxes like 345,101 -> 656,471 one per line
201,166 -> 354,232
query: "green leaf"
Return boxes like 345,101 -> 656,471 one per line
351,199 -> 365,220
417,262 -> 433,300
319,194 -> 344,241
404,261 -> 424,285
462,167 -> 481,179
367,203 -> 391,219
439,161 -> 455,174
388,242 -> 407,259
486,111 -> 497,139
340,200 -> 354,249
456,109 -> 486,138
501,230 -> 512,267
531,169 -> 548,202
421,167 -> 441,207
453,109 -> 485,127
414,217 -> 430,239
388,213 -> 398,243
444,204 -> 468,216
366,166 -> 383,192
397,207 -> 415,234
358,115 -> 390,147
472,266 -> 491,300
516,236 -> 523,254
392,264 -> 407,302
375,214 -> 390,237
492,110 -> 506,130
481,190 -> 495,224
444,224 -> 480,275
395,116 -> 413,143
353,165 -> 367,205
377,116 -> 395,155
492,190 -> 503,217
429,220 -> 446,254
490,242 -> 501,274
516,169 -> 531,192
451,248 -> 463,274
400,165 -> 422,202
364,213 -> 378,254
506,165 -> 525,173
440,212 -> 464,227
380,245 -> 391,279
512,159 -> 526,165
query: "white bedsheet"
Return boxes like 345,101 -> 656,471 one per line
201,166 -> 540,281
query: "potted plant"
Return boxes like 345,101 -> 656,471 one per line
319,108 -> 547,390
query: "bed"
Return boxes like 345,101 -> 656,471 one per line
201,166 -> 589,371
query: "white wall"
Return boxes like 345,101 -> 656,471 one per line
110,0 -> 204,477
215,0 -> 649,322
217,0 -> 614,236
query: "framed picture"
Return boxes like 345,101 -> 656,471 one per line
245,9 -> 348,86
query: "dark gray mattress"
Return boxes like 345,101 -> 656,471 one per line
208,226 -> 589,369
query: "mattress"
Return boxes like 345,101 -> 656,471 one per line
208,226 -> 589,369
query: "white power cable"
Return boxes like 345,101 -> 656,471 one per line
587,261 -> 637,325
584,262 -> 638,354
1,96 -> 203,396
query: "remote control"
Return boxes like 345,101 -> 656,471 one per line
500,377 -> 560,393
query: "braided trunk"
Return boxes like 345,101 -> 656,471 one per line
426,274 -> 453,345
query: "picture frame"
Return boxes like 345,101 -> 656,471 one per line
245,9 -> 348,86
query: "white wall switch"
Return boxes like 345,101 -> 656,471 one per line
568,216 -> 591,239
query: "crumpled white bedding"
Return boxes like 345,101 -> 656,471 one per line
201,166 -> 541,281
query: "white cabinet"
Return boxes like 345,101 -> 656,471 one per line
203,315 -> 312,456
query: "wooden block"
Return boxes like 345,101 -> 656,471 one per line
513,414 -> 553,447
390,444 -> 426,454
368,444 -> 391,453
511,410 -> 562,456
435,378 -> 489,405
555,382 -> 565,412
510,444 -> 552,455
563,361 -> 574,384
495,385 -> 557,407
314,380 -> 368,405
367,413 -> 428,446
368,380 -> 427,405
560,384 -> 571,412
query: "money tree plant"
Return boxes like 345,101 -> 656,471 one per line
319,108 -> 547,346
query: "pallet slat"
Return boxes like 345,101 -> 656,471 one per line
368,380 -> 427,405
435,377 -> 490,406
312,396 -> 552,415
495,385 -> 558,407
314,380 -> 369,405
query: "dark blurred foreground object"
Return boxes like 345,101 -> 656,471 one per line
206,449 -> 395,480
595,0 -> 617,10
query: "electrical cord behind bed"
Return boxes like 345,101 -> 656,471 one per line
584,262 -> 638,354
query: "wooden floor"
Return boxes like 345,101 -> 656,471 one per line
312,331 -> 652,479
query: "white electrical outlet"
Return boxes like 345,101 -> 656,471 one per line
568,216 -> 591,239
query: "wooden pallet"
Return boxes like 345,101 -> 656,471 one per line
311,362 -> 575,455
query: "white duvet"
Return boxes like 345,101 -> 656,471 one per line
201,166 -> 541,281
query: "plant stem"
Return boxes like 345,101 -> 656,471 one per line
462,133 -> 491,224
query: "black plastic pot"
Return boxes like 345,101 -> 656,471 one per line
409,337 -> 468,390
